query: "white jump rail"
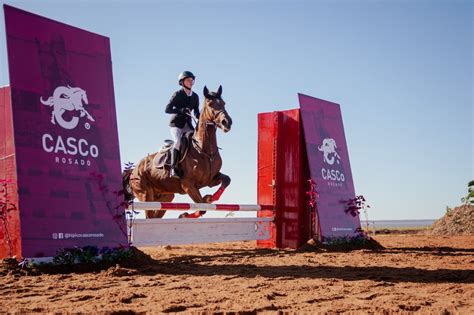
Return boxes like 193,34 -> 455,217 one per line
127,202 -> 274,247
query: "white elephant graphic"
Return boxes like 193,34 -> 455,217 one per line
40,86 -> 95,130
318,138 -> 341,165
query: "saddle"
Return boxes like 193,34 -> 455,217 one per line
154,131 -> 193,169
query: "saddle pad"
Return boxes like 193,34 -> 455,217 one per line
154,131 -> 193,168
154,151 -> 171,168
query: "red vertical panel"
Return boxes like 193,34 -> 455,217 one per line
257,109 -> 310,249
257,112 -> 277,248
0,86 -> 22,259
278,109 -> 307,249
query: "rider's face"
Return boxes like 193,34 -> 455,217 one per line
183,77 -> 194,90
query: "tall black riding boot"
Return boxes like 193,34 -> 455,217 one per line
170,148 -> 181,178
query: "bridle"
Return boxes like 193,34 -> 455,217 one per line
188,101 -> 226,130
189,102 -> 227,162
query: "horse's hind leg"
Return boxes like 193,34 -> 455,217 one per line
179,182 -> 206,219
144,192 -> 174,219
134,188 -> 171,219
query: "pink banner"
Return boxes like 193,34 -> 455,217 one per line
298,93 -> 360,239
4,5 -> 127,258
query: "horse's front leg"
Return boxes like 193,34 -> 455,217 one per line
179,182 -> 207,219
203,173 -> 231,203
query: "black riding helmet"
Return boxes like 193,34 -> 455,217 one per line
178,71 -> 195,86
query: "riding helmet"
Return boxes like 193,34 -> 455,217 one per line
178,71 -> 195,84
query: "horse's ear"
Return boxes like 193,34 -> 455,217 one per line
217,85 -> 222,97
203,86 -> 210,99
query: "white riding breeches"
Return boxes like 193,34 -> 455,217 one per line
170,124 -> 192,151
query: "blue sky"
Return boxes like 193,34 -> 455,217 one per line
0,0 -> 472,220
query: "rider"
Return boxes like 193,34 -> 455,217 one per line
165,71 -> 200,178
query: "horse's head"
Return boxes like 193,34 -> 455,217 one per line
202,85 -> 232,133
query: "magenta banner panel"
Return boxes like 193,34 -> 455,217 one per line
4,5 -> 127,258
298,93 -> 360,239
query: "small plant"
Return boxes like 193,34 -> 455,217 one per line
1,257 -> 19,271
445,206 -> 453,215
121,162 -> 139,244
18,258 -> 32,269
344,195 -> 369,217
122,162 -> 136,203
1,257 -> 33,273
99,246 -> 134,263
461,180 -> 474,205
53,247 -> 83,265
344,195 -> 371,233
52,246 -> 133,266
77,246 -> 100,264
323,233 -> 371,247
306,179 -> 320,239
0,179 -> 17,258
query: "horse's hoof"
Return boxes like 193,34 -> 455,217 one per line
203,195 -> 213,203
179,212 -> 189,219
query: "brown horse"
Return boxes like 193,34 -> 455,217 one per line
123,86 -> 232,219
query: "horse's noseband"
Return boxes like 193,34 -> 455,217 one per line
205,109 -> 226,128
214,110 -> 226,122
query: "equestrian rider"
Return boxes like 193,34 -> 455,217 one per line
165,71 -> 200,178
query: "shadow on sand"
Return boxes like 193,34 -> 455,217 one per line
14,245 -> 473,285
127,246 -> 474,284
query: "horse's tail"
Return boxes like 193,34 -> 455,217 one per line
122,168 -> 135,203
40,96 -> 53,106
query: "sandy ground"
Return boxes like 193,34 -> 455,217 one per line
1,234 -> 473,314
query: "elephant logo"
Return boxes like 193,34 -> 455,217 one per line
318,138 -> 341,165
40,86 -> 95,130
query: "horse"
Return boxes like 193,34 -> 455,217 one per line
123,85 -> 232,219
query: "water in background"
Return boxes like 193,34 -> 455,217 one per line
360,219 -> 436,229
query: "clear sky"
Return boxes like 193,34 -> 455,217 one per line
0,0 -> 472,220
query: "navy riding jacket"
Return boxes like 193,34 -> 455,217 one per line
165,89 -> 200,128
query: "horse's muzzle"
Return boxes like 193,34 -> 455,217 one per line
221,118 -> 232,133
